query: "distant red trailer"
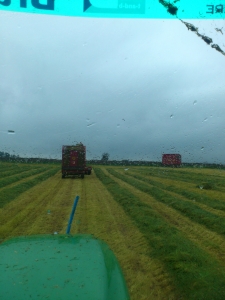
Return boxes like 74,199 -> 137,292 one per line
162,154 -> 181,167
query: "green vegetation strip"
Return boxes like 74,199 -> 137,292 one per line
107,169 -> 225,236
129,169 -> 225,211
0,168 -> 59,208
0,165 -> 15,172
137,168 -> 225,190
148,167 -> 225,183
0,165 -> 42,177
95,168 -> 225,300
0,167 -> 50,189
0,165 -> 29,174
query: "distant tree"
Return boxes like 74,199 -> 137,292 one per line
0,151 -> 10,161
122,159 -> 130,165
101,152 -> 109,162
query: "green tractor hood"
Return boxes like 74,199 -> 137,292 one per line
0,234 -> 130,300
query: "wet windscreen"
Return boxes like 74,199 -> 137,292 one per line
1,2 -> 225,300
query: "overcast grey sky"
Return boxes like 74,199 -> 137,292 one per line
0,11 -> 225,163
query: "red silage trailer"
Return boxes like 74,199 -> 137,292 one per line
162,154 -> 181,167
62,144 -> 86,178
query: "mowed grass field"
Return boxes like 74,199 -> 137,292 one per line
1,162 -> 225,299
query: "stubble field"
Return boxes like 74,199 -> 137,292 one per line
1,162 -> 225,300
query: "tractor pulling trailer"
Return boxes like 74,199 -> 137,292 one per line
62,144 -> 92,179
162,154 -> 182,167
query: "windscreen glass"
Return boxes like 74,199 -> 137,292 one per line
1,3 -> 225,300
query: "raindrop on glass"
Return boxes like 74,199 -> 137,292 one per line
201,147 -> 204,151
170,114 -> 174,119
87,123 -> 96,127
193,100 -> 197,105
8,130 -> 15,134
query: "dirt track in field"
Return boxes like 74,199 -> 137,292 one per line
73,169 -> 177,300
0,172 -> 76,238
0,169 -> 178,300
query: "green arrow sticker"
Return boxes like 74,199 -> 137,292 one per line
0,0 -> 224,18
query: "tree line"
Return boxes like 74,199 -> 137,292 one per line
0,151 -> 224,169
0,151 -> 60,164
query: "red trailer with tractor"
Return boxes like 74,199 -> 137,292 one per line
62,144 -> 86,178
162,154 -> 182,167
85,166 -> 92,175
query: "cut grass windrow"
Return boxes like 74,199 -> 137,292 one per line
0,167 -> 50,189
128,170 -> 225,211
107,169 -> 225,237
0,168 -> 59,208
0,165 -> 42,178
137,168 -> 225,190
95,168 -> 225,300
0,164 -> 23,173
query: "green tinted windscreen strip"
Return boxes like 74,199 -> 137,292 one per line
0,0 -> 224,19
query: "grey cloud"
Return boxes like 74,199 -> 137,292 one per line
0,13 -> 225,163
